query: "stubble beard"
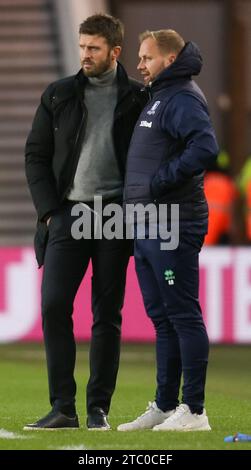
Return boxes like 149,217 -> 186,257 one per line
82,52 -> 113,78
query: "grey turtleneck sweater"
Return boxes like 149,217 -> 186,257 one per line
67,65 -> 123,202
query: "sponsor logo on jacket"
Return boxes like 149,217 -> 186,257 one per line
147,100 -> 161,115
139,120 -> 152,128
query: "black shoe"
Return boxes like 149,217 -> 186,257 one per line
87,407 -> 111,431
23,410 -> 79,430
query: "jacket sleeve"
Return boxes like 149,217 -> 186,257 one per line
25,84 -> 60,221
151,93 -> 219,198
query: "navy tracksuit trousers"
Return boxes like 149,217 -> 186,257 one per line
135,229 -> 209,414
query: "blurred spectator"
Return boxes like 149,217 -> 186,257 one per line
204,151 -> 238,245
237,155 -> 251,242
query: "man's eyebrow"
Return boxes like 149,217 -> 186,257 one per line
79,44 -> 101,48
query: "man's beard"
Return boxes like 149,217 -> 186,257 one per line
82,52 -> 112,77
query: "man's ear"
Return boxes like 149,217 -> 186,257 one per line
169,54 -> 176,64
111,46 -> 122,60
164,53 -> 177,67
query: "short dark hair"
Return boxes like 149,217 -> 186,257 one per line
79,13 -> 124,48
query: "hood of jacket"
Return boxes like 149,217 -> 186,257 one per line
151,41 -> 203,91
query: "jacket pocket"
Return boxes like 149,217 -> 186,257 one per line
34,220 -> 48,268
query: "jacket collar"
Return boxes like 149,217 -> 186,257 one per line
151,41 -> 202,93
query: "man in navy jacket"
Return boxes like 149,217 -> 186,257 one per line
118,29 -> 219,432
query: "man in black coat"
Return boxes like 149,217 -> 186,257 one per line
24,14 -> 145,430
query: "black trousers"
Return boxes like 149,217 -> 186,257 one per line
41,201 -> 131,415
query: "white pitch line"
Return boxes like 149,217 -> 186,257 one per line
0,428 -> 30,440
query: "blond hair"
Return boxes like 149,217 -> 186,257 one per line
139,29 -> 185,55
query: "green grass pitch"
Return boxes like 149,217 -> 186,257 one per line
0,343 -> 251,450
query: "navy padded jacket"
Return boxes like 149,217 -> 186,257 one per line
124,42 -> 219,221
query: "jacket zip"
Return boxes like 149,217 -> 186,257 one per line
124,87 -> 151,202
62,101 -> 88,200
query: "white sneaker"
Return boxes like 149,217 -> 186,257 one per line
117,401 -> 175,431
153,403 -> 211,431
